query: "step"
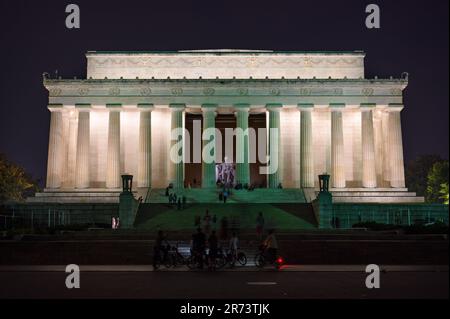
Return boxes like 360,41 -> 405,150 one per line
147,188 -> 307,203
332,196 -> 425,203
332,192 -> 418,197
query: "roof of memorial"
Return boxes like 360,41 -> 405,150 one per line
86,49 -> 365,55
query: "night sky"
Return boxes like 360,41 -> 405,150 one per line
0,0 -> 448,186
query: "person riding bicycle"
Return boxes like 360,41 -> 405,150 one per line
228,232 -> 239,266
192,227 -> 206,269
153,230 -> 169,268
262,229 -> 278,264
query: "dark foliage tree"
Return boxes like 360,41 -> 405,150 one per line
0,154 -> 40,203
426,161 -> 449,203
405,155 -> 443,197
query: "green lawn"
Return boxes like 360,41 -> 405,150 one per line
135,203 -> 316,231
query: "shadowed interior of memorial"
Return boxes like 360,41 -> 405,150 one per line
185,113 -> 267,188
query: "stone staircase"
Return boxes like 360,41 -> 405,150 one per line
145,188 -> 307,204
324,188 -> 425,203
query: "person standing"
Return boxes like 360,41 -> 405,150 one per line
153,230 -> 168,269
256,212 -> 265,240
212,214 -> 217,231
208,230 -> 218,270
220,216 -> 229,240
228,232 -> 239,266
223,189 -> 228,203
203,210 -> 211,235
182,195 -> 187,209
192,228 -> 206,269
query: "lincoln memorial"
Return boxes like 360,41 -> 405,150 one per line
29,50 -> 423,203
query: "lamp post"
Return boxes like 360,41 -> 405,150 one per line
318,173 -> 330,193
121,174 -> 133,193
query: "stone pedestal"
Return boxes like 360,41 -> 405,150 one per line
118,192 -> 139,229
313,191 -> 333,229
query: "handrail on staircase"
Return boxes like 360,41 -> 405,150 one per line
144,187 -> 152,204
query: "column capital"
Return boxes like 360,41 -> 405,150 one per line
201,104 -> 218,112
75,103 -> 91,111
360,103 -> 376,111
298,103 -> 314,111
169,103 -> 186,111
329,103 -> 346,111
266,103 -> 282,111
137,103 -> 154,111
106,103 -> 122,110
48,104 -> 64,112
387,103 -> 404,112
234,103 -> 250,111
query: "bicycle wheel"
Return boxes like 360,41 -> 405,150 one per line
153,256 -> 161,270
237,252 -> 247,266
186,255 -> 200,269
179,255 -> 189,266
254,253 -> 265,268
215,255 -> 226,269
164,255 -> 173,268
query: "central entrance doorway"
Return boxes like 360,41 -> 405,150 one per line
184,112 -> 267,188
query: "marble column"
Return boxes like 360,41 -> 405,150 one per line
106,109 -> 121,189
138,105 -> 153,188
299,104 -> 315,188
46,108 -> 64,189
235,104 -> 250,186
388,105 -> 405,188
381,111 -> 391,183
361,105 -> 377,188
267,104 -> 282,188
170,104 -> 185,189
330,104 -> 346,188
201,104 -> 217,188
75,110 -> 90,189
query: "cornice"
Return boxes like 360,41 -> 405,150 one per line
44,78 -> 407,98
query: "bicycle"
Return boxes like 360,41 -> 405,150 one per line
152,245 -> 172,270
216,248 -> 247,269
187,248 -> 225,270
167,243 -> 190,268
254,245 -> 283,270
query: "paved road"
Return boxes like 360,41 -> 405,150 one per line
0,266 -> 447,299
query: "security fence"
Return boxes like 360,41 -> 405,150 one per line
0,203 -> 118,231
331,203 -> 449,229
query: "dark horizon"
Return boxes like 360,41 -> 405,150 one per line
0,0 -> 448,185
